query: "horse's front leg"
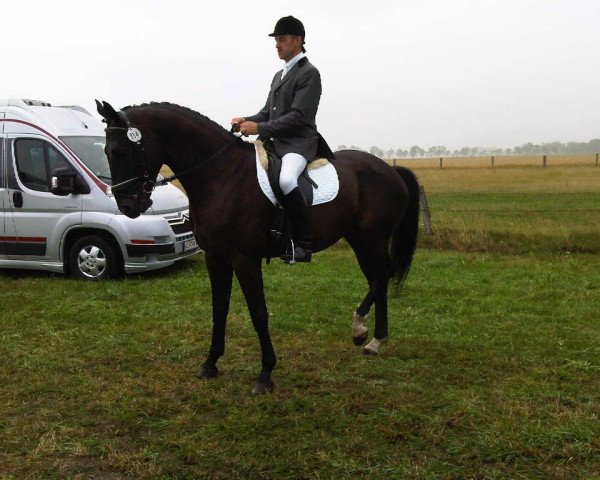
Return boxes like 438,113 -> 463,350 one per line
196,252 -> 233,379
233,254 -> 276,395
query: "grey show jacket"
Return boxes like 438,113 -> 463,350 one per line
246,56 -> 335,162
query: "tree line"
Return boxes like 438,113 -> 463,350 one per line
337,139 -> 600,158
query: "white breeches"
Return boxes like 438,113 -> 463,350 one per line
279,153 -> 308,195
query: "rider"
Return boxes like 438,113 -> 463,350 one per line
232,15 -> 334,263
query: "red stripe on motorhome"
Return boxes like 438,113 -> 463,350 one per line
0,236 -> 47,243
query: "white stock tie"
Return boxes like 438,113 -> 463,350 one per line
281,65 -> 289,80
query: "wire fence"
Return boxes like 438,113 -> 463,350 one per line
388,153 -> 600,169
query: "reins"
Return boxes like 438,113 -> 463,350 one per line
157,138 -> 237,186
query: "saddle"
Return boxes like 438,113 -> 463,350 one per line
254,140 -> 335,207
253,140 -> 339,262
257,140 -> 311,262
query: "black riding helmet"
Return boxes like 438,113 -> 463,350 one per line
269,16 -> 306,53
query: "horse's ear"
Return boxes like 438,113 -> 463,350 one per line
96,100 -> 118,122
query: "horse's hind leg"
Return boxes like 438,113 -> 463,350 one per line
197,252 -> 233,379
346,233 -> 374,345
346,232 -> 391,354
232,253 -> 276,395
352,290 -> 374,345
363,272 -> 390,355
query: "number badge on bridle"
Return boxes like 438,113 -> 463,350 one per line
127,127 -> 142,143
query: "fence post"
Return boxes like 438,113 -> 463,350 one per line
419,185 -> 433,235
596,153 -> 599,167
393,158 -> 397,167
491,155 -> 495,167
543,155 -> 547,168
439,157 -> 443,169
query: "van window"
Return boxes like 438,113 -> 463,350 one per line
48,143 -> 72,173
15,139 -> 73,192
60,136 -> 112,184
0,140 -> 4,186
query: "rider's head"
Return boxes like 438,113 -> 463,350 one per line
269,16 -> 306,61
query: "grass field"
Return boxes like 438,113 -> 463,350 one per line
1,248 -> 599,479
407,164 -> 600,254
1,159 -> 598,478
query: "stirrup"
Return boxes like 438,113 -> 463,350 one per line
280,240 -> 312,264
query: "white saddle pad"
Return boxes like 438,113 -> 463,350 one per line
254,142 -> 339,206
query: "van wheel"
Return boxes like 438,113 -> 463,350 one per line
69,235 -> 123,280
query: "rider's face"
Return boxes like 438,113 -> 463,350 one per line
275,35 -> 302,62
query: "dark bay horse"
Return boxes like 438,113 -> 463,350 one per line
96,101 -> 419,395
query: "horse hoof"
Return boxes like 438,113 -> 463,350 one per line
196,365 -> 219,379
252,380 -> 275,396
362,346 -> 378,355
352,312 -> 368,346
363,337 -> 388,355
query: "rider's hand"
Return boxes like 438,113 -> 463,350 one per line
239,121 -> 258,136
231,117 -> 246,132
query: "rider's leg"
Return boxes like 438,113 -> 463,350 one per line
279,153 -> 307,195
279,153 -> 312,263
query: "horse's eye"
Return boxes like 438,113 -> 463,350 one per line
109,147 -> 125,157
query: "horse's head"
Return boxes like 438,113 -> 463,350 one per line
96,100 -> 162,218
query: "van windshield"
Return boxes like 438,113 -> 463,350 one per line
60,136 -> 165,186
60,136 -> 113,184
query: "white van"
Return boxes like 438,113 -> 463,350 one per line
0,98 -> 200,279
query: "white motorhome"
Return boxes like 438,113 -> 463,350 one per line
0,98 -> 200,279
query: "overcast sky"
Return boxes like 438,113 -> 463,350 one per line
3,0 -> 599,150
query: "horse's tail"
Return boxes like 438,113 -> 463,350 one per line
389,166 -> 420,288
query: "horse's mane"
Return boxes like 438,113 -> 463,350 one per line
123,102 -> 244,144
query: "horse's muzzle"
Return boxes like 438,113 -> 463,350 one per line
116,194 -> 153,219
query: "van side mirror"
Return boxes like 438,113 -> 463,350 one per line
51,167 -> 89,195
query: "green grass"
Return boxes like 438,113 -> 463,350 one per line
422,191 -> 600,253
1,247 -> 599,479
414,165 -> 600,253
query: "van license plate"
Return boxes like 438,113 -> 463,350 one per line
183,239 -> 198,252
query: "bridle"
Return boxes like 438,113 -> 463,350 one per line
104,110 -> 157,199
105,110 -> 238,202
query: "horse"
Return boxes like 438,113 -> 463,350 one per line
95,101 -> 419,395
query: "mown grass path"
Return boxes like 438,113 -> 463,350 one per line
1,248 -> 599,479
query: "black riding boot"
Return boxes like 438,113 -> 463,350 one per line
280,187 -> 312,263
